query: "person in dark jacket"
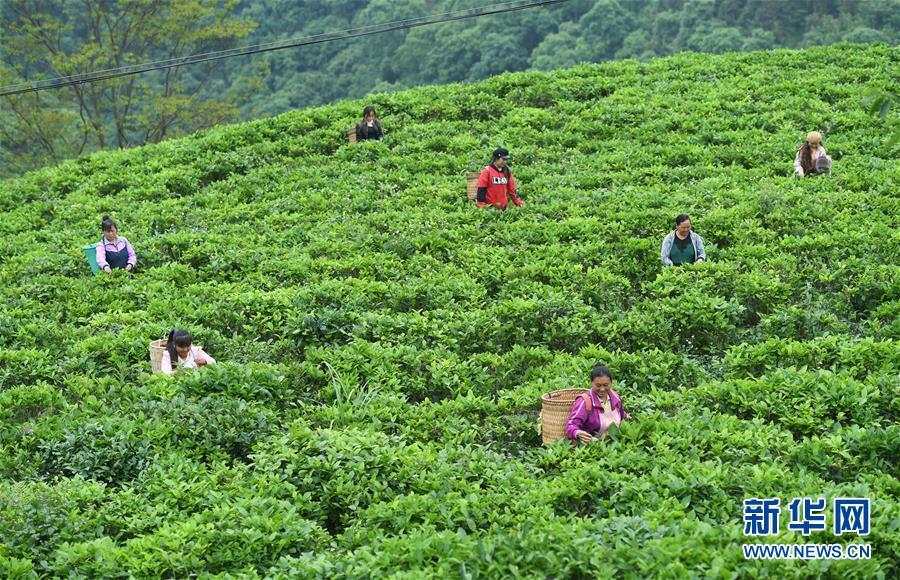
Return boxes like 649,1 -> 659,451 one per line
355,106 -> 383,141
475,148 -> 524,210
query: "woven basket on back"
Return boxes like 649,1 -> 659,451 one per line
149,339 -> 204,374
347,127 -> 357,144
465,171 -> 479,201
149,339 -> 167,373
540,388 -> 586,445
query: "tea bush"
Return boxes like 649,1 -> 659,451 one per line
0,44 -> 897,577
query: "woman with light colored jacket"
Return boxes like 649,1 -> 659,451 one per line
160,329 -> 215,375
794,131 -> 831,177
661,214 -> 706,266
96,215 -> 137,272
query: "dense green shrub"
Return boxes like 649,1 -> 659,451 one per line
725,336 -> 900,379
0,45 -> 896,577
50,497 -> 329,577
135,394 -> 274,462
38,420 -> 152,485
0,348 -> 60,390
0,478 -> 108,573
692,370 -> 886,438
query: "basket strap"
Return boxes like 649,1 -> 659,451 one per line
580,392 -> 593,414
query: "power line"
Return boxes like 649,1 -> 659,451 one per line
0,0 -> 571,97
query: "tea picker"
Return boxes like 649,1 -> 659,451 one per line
86,215 -> 137,274
472,148 -> 524,210
661,214 -> 707,267
150,329 -> 215,375
349,105 -> 384,143
794,131 -> 832,177
539,365 -> 630,445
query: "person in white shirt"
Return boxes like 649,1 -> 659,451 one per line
160,329 -> 215,375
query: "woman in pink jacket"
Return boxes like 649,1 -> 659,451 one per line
565,365 -> 629,445
96,216 -> 137,272
160,329 -> 215,375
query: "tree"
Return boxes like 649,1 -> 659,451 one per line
685,24 -> 744,53
530,23 -> 592,71
0,0 -> 254,174
577,0 -> 636,60
842,27 -> 889,44
742,28 -> 775,51
616,30 -> 654,60
0,63 -> 84,177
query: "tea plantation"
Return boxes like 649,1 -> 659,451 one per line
0,44 -> 897,578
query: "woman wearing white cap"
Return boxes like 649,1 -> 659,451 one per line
794,131 -> 831,177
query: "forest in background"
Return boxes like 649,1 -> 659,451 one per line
1,0 -> 898,177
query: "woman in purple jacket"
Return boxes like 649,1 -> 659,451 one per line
565,365 -> 629,444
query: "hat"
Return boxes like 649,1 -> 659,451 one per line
806,131 -> 822,145
492,147 -> 510,160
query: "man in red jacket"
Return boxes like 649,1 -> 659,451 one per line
475,148 -> 524,210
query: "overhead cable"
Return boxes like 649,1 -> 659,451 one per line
0,0 -> 571,96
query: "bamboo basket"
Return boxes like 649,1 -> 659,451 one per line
465,171 -> 479,201
347,127 -> 357,144
540,388 -> 586,445
149,339 -> 167,373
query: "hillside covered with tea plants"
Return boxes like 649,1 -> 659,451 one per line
0,44 -> 897,578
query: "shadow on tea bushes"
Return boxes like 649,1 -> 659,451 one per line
38,419 -> 152,486
135,394 -> 275,463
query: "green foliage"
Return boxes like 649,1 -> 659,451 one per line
0,478 -> 108,572
0,0 -> 255,176
693,369 -> 886,438
0,44 -> 897,577
38,420 -> 152,485
3,1 -> 900,175
50,497 -> 329,577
